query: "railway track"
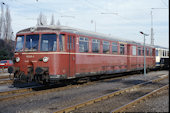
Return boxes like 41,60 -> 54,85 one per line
0,72 -> 138,102
0,73 -> 13,85
0,71 -> 165,102
0,79 -> 13,85
54,74 -> 168,113
0,76 -> 9,79
111,84 -> 169,113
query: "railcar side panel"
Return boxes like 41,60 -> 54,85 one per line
10,26 -> 157,84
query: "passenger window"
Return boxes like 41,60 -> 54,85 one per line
15,36 -> 24,52
112,42 -> 118,54
168,51 -> 169,56
73,37 -> 75,49
59,34 -> 65,51
120,44 -> 125,55
41,34 -> 57,51
150,49 -> 152,56
132,46 -> 136,55
79,37 -> 89,52
163,50 -> 165,56
67,36 -> 72,50
103,41 -> 110,54
156,50 -> 158,56
146,48 -> 149,56
26,35 -> 39,51
138,47 -> 141,56
159,50 -> 162,56
142,47 -> 145,56
92,39 -> 100,53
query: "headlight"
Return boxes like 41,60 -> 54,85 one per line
16,57 -> 20,62
43,57 -> 49,62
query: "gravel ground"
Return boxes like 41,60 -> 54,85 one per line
72,79 -> 169,112
0,78 -> 11,81
125,88 -> 169,112
0,70 -> 168,113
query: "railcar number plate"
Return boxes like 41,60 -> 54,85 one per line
26,55 -> 34,58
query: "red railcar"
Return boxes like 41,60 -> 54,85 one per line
8,25 -> 155,84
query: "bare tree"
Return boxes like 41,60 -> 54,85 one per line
50,14 -> 55,25
37,12 -> 47,26
57,19 -> 61,26
0,3 -> 5,39
0,4 -> 13,41
4,5 -> 13,41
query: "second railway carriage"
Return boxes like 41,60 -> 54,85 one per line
155,46 -> 169,69
8,25 -> 155,84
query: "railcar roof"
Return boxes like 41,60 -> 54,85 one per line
154,45 -> 168,49
17,25 -> 153,48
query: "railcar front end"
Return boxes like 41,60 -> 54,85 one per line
8,32 -> 69,84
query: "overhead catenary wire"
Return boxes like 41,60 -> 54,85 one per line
81,0 -> 147,40
161,0 -> 168,7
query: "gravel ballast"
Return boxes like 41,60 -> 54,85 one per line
125,88 -> 169,112
72,79 -> 169,112
0,70 -> 168,113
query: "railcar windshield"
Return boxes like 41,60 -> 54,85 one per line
40,34 -> 57,51
15,36 -> 24,52
25,35 -> 39,51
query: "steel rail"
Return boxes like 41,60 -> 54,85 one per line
0,81 -> 96,102
0,87 -> 33,96
0,76 -> 10,79
54,75 -> 168,113
111,84 -> 169,113
0,80 -> 12,85
0,74 -> 167,102
0,72 -> 141,100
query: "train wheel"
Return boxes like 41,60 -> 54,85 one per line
90,76 -> 100,81
43,80 -> 49,86
77,77 -> 90,84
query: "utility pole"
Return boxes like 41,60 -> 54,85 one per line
150,10 -> 154,46
150,8 -> 168,46
0,2 -> 5,39
140,31 -> 149,76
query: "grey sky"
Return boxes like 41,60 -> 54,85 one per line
1,0 -> 169,47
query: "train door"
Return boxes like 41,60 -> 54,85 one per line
127,44 -> 131,70
67,35 -> 76,77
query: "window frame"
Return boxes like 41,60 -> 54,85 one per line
156,50 -> 159,56
79,36 -> 89,53
25,34 -> 40,52
15,35 -> 25,52
132,45 -> 137,56
146,48 -> 149,56
92,39 -> 100,53
150,48 -> 153,56
102,40 -> 110,54
120,44 -> 125,55
112,42 -> 118,54
40,34 -> 57,52
137,47 -> 141,56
